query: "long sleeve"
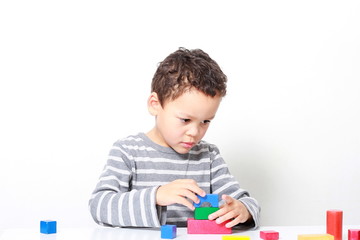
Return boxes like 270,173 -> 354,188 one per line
88,141 -> 165,227
89,133 -> 260,228
209,145 -> 261,229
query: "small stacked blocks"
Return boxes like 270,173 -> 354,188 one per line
187,194 -> 231,234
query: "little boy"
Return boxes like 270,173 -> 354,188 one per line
89,48 -> 260,229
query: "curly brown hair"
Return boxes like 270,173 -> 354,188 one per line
151,47 -> 227,106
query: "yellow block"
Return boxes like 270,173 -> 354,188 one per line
222,236 -> 251,240
298,234 -> 334,240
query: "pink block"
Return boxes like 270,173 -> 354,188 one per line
348,229 -> 360,240
187,218 -> 232,234
260,230 -> 279,240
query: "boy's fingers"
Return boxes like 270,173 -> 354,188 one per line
175,196 -> 195,210
217,210 -> 237,223
187,187 -> 205,199
175,179 -> 205,198
225,213 -> 248,228
184,181 -> 206,197
180,189 -> 199,204
222,194 -> 234,204
208,208 -> 225,220
225,217 -> 241,228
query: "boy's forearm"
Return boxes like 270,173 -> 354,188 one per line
89,186 -> 163,228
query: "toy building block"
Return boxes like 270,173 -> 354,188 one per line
161,225 -> 177,239
260,230 -> 279,240
187,218 -> 231,234
222,236 -> 251,240
348,229 -> 360,240
194,194 -> 219,208
298,234 -> 334,240
327,210 -> 343,240
40,220 -> 57,234
194,207 -> 219,220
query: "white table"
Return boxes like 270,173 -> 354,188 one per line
0,225 -> 356,240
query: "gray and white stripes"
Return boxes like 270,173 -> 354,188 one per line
88,132 -> 260,228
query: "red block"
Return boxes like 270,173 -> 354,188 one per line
187,218 -> 232,234
327,210 -> 343,240
260,230 -> 279,240
348,229 -> 360,240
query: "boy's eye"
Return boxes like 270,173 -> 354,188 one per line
202,120 -> 211,124
180,118 -> 191,123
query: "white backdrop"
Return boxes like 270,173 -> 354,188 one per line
0,0 -> 359,229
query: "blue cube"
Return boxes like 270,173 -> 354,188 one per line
193,194 -> 219,208
40,220 -> 57,234
161,225 -> 176,239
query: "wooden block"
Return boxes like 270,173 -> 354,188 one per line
194,194 -> 219,208
40,220 -> 57,234
222,236 -> 251,240
348,229 -> 360,240
298,234 -> 334,240
327,210 -> 343,240
161,225 -> 176,239
194,207 -> 219,220
187,218 -> 231,234
260,230 -> 279,240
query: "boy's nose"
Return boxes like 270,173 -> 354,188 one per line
186,124 -> 200,137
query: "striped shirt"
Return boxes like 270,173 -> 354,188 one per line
88,132 -> 260,229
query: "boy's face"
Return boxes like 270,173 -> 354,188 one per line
147,89 -> 222,154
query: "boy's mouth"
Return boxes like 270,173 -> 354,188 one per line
181,142 -> 195,149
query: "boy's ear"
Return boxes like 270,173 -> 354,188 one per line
147,92 -> 162,116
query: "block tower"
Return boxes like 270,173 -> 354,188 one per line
187,194 -> 232,234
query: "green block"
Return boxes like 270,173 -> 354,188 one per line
194,207 -> 219,220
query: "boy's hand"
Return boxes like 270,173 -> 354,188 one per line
208,194 -> 251,228
156,179 -> 206,210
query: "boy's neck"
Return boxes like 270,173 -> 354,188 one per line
146,127 -> 167,147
